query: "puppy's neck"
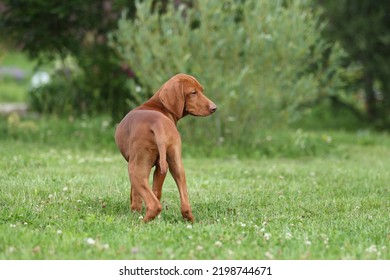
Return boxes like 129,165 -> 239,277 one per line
139,97 -> 181,125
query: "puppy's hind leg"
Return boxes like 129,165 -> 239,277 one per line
128,162 -> 162,222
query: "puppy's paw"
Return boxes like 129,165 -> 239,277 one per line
181,208 -> 195,223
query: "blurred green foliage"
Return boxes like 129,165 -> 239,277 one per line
0,0 -> 136,119
109,0 -> 349,150
318,0 -> 390,127
0,52 -> 35,102
1,0 -> 389,139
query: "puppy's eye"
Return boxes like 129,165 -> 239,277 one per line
190,90 -> 197,95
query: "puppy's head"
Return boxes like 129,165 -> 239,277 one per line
159,73 -> 217,119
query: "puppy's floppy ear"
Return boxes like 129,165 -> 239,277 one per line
159,78 -> 185,119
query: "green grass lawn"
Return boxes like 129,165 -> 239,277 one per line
0,51 -> 37,102
0,117 -> 389,260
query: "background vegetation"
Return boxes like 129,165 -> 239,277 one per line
1,0 -> 389,131
0,0 -> 389,260
110,0 -> 350,151
0,0 -> 136,118
319,0 -> 390,126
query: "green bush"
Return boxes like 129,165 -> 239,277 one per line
0,0 -> 136,119
318,1 -> 390,126
28,55 -> 127,117
109,0 -> 346,154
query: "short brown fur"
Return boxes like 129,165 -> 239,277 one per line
115,74 -> 217,222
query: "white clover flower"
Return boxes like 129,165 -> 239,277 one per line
265,251 -> 274,259
8,246 -> 16,253
285,232 -> 293,240
85,238 -> 96,245
365,245 -> 378,254
264,233 -> 271,240
131,247 -> 139,254
214,241 -> 223,247
321,234 -> 329,245
196,245 -> 204,251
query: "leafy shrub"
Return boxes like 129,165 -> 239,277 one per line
0,0 -> 136,119
318,1 -> 390,126
109,0 -> 346,154
28,57 -> 81,115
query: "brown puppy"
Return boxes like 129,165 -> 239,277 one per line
115,74 -> 217,222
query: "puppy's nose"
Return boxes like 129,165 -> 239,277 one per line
209,103 -> 217,114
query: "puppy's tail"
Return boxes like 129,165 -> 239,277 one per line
151,124 -> 168,175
